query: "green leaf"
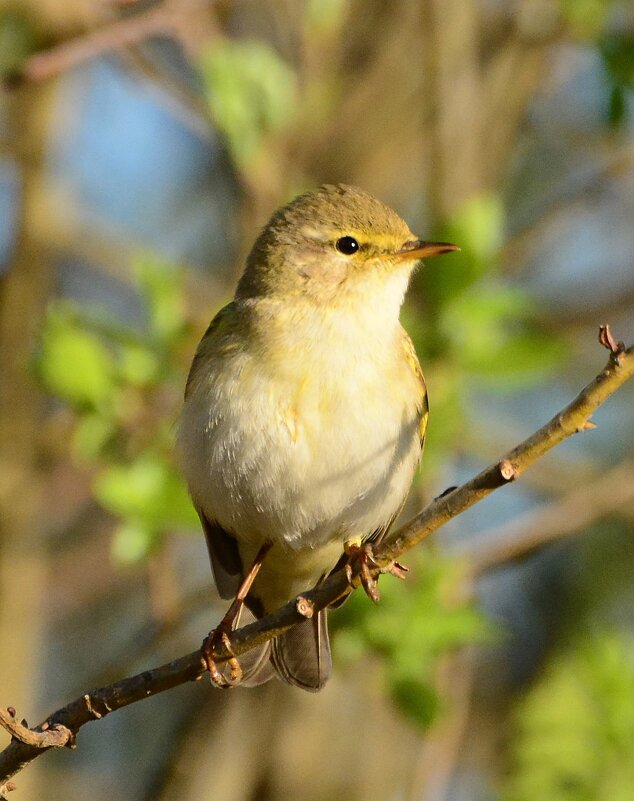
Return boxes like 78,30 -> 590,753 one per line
559,0 -> 611,39
504,631 -> 634,801
201,39 -> 298,167
600,34 -> 634,128
608,84 -> 626,127
440,283 -> 563,387
71,413 -> 116,462
119,342 -> 161,387
417,194 -> 504,309
304,0 -> 348,36
0,12 -> 40,78
38,303 -> 117,408
333,552 -> 491,729
391,677 -> 440,730
94,456 -> 198,530
470,331 -> 564,387
111,520 -> 160,564
95,458 -> 164,520
441,283 -> 531,351
134,256 -> 186,345
447,193 -> 504,267
600,34 -> 634,88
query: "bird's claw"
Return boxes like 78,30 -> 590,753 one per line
345,545 -> 380,602
344,543 -> 408,604
201,628 -> 243,689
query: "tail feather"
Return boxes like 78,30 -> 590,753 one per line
238,639 -> 276,687
270,609 -> 331,691
212,606 -> 276,687
213,643 -> 275,687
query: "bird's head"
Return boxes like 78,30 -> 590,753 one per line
237,184 -> 458,306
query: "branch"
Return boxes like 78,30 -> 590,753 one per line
0,709 -> 70,750
15,0 -> 214,84
1,327 -> 633,785
18,7 -> 173,84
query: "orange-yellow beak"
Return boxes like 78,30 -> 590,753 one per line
392,239 -> 460,261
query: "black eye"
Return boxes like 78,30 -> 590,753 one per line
335,236 -> 359,255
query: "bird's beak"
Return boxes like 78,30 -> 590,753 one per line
392,239 -> 460,261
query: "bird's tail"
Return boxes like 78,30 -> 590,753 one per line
269,609 -> 331,691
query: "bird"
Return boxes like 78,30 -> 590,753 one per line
178,183 -> 458,691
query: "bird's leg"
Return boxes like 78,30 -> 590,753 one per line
343,540 -> 409,604
202,542 -> 272,688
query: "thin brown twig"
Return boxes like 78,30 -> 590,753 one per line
0,330 -> 633,784
22,7 -> 174,83
16,0 -> 214,84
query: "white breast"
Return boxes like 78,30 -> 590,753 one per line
179,294 -> 422,554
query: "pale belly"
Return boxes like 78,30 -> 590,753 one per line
180,346 -> 422,557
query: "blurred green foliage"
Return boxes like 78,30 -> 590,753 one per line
303,0 -> 349,37
0,10 -> 41,80
36,255 -> 198,564
503,630 -> 634,801
39,305 -> 117,409
558,0 -> 634,127
201,39 -> 298,169
600,32 -> 634,127
405,193 -> 564,467
559,0 -> 614,38
18,0 -> 634,792
334,552 -> 492,729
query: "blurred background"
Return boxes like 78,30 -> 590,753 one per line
0,0 -> 633,799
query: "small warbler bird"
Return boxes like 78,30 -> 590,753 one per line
179,184 -> 458,691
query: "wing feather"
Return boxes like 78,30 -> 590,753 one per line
184,302 -> 236,401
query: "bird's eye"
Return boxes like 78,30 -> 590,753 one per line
335,236 -> 359,255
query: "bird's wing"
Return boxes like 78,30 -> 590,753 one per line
363,327 -> 428,546
196,506 -> 242,600
400,325 -> 429,451
185,303 -> 244,600
184,301 -> 236,401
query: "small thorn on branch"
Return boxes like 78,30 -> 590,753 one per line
599,324 -> 625,363
83,695 -> 102,720
499,459 -> 518,481
577,420 -> 596,432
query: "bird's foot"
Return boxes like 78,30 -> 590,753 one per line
344,542 -> 409,604
200,542 -> 273,688
201,625 -> 243,689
